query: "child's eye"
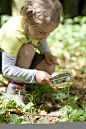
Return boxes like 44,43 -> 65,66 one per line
39,31 -> 44,34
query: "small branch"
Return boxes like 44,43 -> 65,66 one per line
8,109 -> 60,117
34,114 -> 60,117
30,102 -> 33,124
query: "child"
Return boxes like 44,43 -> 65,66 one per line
0,0 -> 62,106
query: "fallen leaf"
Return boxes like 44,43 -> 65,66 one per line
48,111 -> 60,117
0,87 -> 7,94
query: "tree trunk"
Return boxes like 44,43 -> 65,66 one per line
63,0 -> 80,18
81,0 -> 86,15
1,0 -> 11,15
11,0 -> 28,16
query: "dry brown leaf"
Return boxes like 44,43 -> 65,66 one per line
48,111 -> 60,117
14,109 -> 22,114
0,76 -> 9,85
0,87 -> 7,94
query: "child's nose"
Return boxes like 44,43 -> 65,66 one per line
43,36 -> 47,39
46,33 -> 50,37
43,33 -> 50,38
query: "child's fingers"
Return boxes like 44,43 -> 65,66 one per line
35,71 -> 51,84
46,58 -> 53,65
52,57 -> 57,64
48,81 -> 59,87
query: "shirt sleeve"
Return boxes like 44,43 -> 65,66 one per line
2,51 -> 37,83
38,39 -> 51,55
1,30 -> 27,56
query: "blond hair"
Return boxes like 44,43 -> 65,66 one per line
20,0 -> 63,27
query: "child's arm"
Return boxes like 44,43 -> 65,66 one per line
2,51 -> 52,84
38,39 -> 51,55
38,39 -> 57,65
2,51 -> 37,83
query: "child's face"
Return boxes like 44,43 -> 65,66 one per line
28,23 -> 57,41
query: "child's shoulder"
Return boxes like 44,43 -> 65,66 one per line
0,16 -> 24,35
0,16 -> 26,43
1,16 -> 23,29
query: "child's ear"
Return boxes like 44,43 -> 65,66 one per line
24,16 -> 28,23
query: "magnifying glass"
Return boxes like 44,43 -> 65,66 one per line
50,73 -> 71,84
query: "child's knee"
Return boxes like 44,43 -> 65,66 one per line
47,64 -> 55,75
16,43 -> 35,68
18,43 -> 35,58
23,43 -> 35,56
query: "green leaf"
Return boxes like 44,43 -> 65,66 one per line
23,102 -> 34,111
69,109 -> 78,117
10,114 -> 19,124
73,110 -> 84,116
59,106 -> 73,116
0,109 -> 7,114
21,121 -> 29,124
58,84 -> 71,89
79,116 -> 85,122
0,114 -> 6,122
55,92 -> 67,100
0,74 -> 3,79
62,106 -> 72,112
70,110 -> 84,120
83,112 -> 86,117
65,106 -> 73,112
59,107 -> 66,112
71,79 -> 76,82
0,122 -> 6,124
70,100 -> 79,110
43,121 -> 50,124
81,103 -> 86,108
59,117 -> 69,122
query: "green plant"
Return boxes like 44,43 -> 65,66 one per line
0,16 -> 86,123
58,105 -> 86,122
47,16 -> 86,74
1,14 -> 13,27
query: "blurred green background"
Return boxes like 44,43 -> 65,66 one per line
0,0 -> 86,26
0,0 -> 86,23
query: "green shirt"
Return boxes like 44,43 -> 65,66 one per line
0,16 -> 38,56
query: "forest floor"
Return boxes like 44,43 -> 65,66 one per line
0,66 -> 86,123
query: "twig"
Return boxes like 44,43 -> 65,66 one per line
30,102 -> 33,124
8,109 -> 60,117
34,114 -> 60,117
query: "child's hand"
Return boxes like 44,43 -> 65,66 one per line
35,70 -> 66,88
35,70 -> 51,84
44,52 -> 57,65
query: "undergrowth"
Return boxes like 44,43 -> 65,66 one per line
0,15 -> 86,123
